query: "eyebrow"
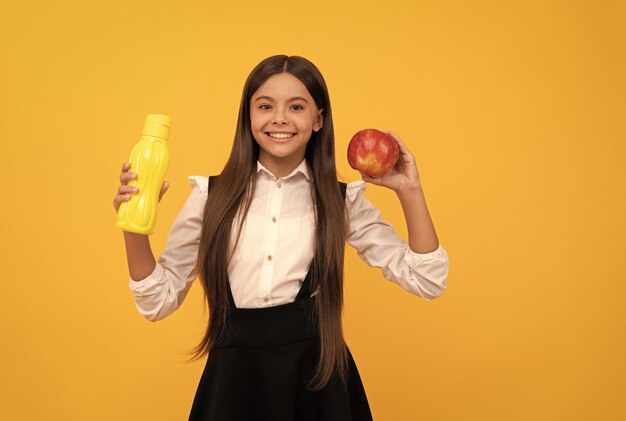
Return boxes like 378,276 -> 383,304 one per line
254,95 -> 309,103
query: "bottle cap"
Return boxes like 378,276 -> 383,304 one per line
142,114 -> 171,139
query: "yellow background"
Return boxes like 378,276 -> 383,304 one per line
1,0 -> 624,419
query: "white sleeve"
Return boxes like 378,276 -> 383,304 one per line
345,180 -> 449,300
127,176 -> 208,321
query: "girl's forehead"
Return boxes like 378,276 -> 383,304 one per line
252,73 -> 312,100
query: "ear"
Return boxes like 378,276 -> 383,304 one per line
313,108 -> 324,132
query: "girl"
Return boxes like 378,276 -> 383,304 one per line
113,55 -> 449,421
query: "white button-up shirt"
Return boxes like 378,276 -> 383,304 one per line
128,159 -> 449,321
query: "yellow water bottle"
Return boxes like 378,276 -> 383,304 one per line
116,114 -> 171,235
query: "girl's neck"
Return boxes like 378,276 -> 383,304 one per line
258,153 -> 305,179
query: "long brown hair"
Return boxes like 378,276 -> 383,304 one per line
187,55 -> 348,390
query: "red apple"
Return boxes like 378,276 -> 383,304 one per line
347,129 -> 400,178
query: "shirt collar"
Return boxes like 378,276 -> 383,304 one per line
256,159 -> 311,181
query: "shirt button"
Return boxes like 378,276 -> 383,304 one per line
267,255 -> 273,261
276,182 -> 282,188
263,295 -> 271,303
271,216 -> 277,223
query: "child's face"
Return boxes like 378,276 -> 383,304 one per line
250,72 -> 323,171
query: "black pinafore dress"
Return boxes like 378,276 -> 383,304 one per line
188,178 -> 373,421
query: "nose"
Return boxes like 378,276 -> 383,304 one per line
272,108 -> 288,125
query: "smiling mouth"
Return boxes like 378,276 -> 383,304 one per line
265,132 -> 296,139
265,132 -> 296,143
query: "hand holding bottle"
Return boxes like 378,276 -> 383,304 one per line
112,162 -> 169,214
115,114 -> 171,235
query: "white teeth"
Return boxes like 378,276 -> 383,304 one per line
267,132 -> 295,139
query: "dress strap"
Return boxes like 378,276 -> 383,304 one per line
207,176 -> 237,309
295,181 -> 347,300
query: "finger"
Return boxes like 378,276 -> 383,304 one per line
122,162 -> 131,172
358,170 -> 380,185
119,185 -> 139,194
114,193 -> 133,204
384,130 -> 401,141
385,131 -> 411,154
120,172 -> 138,184
383,130 -> 406,148
158,181 -> 169,200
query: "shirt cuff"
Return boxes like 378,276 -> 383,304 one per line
404,243 -> 449,298
128,263 -> 164,296
405,243 -> 447,263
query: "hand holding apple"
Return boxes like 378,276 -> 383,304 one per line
348,129 -> 421,192
347,129 -> 399,178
